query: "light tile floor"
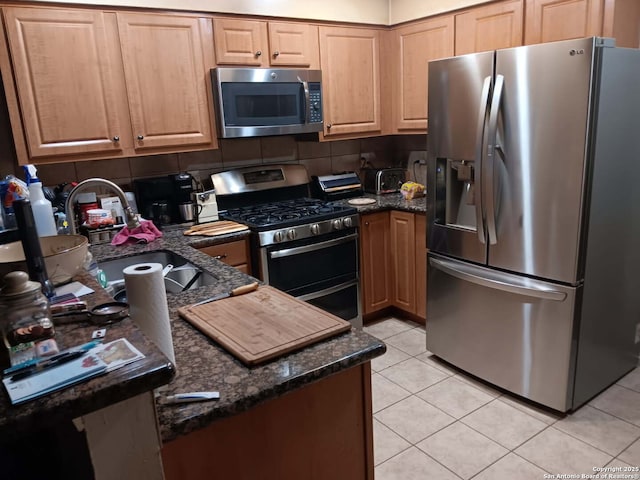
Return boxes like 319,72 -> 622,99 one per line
364,317 -> 640,480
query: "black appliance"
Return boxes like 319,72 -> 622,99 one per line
133,173 -> 194,226
212,165 -> 361,327
211,68 -> 323,138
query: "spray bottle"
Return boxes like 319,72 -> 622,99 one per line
23,165 -> 57,237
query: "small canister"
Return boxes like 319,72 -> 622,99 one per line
76,192 -> 99,225
0,271 -> 55,368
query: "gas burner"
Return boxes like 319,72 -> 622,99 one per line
221,197 -> 356,230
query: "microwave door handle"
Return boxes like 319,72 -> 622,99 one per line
485,74 -> 504,246
299,77 -> 311,124
475,76 -> 492,244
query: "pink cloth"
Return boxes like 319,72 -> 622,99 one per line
111,220 -> 163,245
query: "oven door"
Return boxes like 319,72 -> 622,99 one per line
260,230 -> 362,327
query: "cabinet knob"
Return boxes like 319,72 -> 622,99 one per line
255,50 -> 262,57
327,123 -> 332,129
112,136 -> 120,142
273,50 -> 280,57
137,135 -> 144,140
365,221 -> 369,226
214,254 -> 227,260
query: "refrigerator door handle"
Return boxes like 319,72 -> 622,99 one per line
430,256 -> 567,301
485,74 -> 504,245
474,76 -> 492,244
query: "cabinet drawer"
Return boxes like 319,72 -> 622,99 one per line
199,239 -> 250,267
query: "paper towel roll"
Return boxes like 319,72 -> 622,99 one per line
123,263 -> 175,365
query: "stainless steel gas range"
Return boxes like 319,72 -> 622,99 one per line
211,165 -> 362,328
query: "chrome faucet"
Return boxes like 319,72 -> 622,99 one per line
65,178 -> 140,235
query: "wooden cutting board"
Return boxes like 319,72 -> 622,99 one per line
183,220 -> 249,236
178,286 -> 351,365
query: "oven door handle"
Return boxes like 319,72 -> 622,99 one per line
296,280 -> 359,302
269,233 -> 358,259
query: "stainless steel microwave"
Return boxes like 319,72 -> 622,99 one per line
211,68 -> 323,138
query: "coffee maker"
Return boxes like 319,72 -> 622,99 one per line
133,173 -> 195,225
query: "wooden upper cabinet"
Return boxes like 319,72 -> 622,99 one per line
117,13 -> 213,151
213,18 -> 268,66
319,26 -> 381,137
455,0 -> 524,55
2,7 -> 128,158
525,0 -> 604,44
392,16 -> 454,132
214,19 -> 319,68
268,22 -> 319,68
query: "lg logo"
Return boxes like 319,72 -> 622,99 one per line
569,49 -> 585,56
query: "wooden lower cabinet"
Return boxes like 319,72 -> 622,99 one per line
390,210 -> 416,313
415,214 -> 427,319
360,211 -> 392,314
197,238 -> 251,274
162,363 -> 374,480
360,211 -> 427,321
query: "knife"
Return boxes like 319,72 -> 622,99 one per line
191,282 -> 259,307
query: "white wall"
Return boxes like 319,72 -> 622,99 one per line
389,0 -> 488,24
27,0 -> 390,24
26,0 -> 493,25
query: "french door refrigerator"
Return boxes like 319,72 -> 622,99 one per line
426,37 -> 640,412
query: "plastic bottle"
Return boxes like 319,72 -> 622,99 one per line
24,165 -> 57,237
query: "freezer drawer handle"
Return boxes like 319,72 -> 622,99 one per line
430,257 -> 567,301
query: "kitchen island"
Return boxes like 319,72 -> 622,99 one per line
89,228 -> 386,479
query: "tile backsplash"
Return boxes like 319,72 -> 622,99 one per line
9,134 -> 428,191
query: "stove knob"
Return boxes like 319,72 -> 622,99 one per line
310,224 -> 320,235
332,219 -> 343,230
287,229 -> 297,240
274,231 -> 284,243
343,217 -> 353,228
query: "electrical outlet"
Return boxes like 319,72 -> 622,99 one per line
635,323 -> 640,344
418,159 -> 427,165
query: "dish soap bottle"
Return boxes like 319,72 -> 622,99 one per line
24,165 -> 57,237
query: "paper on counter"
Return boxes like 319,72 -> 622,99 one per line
55,281 -> 94,298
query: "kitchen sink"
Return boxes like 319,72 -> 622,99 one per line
100,250 -> 218,300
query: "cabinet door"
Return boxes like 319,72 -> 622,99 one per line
3,7 -> 128,158
268,22 -> 319,68
393,16 -> 454,132
455,0 -> 524,55
415,214 -> 427,320
213,18 -> 268,66
198,239 -> 251,275
525,0 -> 604,45
117,13 -> 213,151
390,211 -> 416,314
360,212 -> 391,314
319,26 -> 381,137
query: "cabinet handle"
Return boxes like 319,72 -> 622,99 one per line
365,221 -> 369,226
137,135 -> 144,140
255,50 -> 262,57
273,50 -> 280,57
214,254 -> 227,260
112,136 -> 120,142
327,123 -> 332,129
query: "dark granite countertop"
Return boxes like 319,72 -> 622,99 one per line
332,192 -> 426,214
0,272 -> 175,437
90,226 -> 386,443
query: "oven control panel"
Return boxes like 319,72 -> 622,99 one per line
258,214 -> 360,247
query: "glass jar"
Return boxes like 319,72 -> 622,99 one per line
0,271 -> 55,368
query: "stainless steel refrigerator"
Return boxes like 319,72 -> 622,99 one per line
426,37 -> 640,412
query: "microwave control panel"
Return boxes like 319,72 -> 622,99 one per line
309,83 -> 323,124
